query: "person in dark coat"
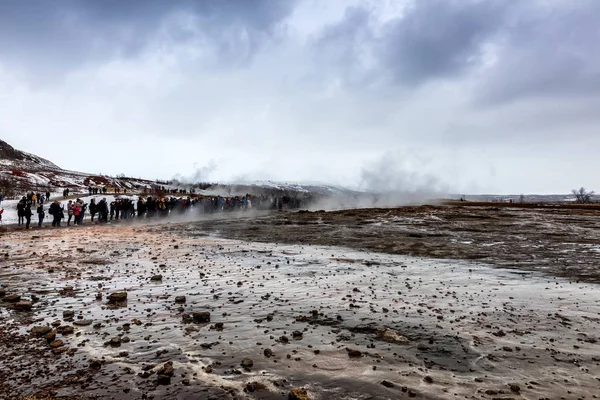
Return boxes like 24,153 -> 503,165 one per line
49,201 -> 63,227
24,203 -> 33,229
17,198 -> 26,225
89,199 -> 97,222
37,204 -> 45,227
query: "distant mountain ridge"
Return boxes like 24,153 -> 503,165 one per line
0,139 -> 60,170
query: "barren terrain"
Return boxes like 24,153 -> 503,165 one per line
1,204 -> 599,400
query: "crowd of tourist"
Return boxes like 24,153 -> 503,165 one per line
2,189 -> 315,229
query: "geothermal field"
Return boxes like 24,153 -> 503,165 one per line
1,203 -> 600,400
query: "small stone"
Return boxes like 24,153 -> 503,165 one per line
292,331 -> 303,339
89,360 -> 102,369
381,380 -> 395,388
241,358 -> 254,369
30,326 -> 52,337
509,383 -> 521,393
49,340 -> 64,348
289,388 -> 311,400
63,310 -> 75,319
423,376 -> 433,384
377,328 -> 409,345
108,292 -> 127,302
73,319 -> 93,326
14,301 -> 32,311
5,294 -> 21,302
150,275 -> 163,281
264,348 -> 274,358
346,348 -> 362,358
192,312 -> 211,323
175,296 -> 186,303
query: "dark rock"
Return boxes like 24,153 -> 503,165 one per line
246,382 -> 266,392
423,376 -> 433,384
56,325 -> 74,335
43,331 -> 56,342
264,348 -> 274,358
192,312 -> 211,323
509,383 -> 521,393
150,275 -> 163,281
292,331 -> 303,339
5,294 -> 21,302
89,359 -> 102,369
30,326 -> 52,337
14,301 -> 32,311
73,319 -> 93,326
175,296 -> 186,303
346,348 -> 362,358
157,362 -> 174,377
381,380 -> 395,388
108,292 -> 127,302
241,358 -> 254,369
49,340 -> 64,348
63,310 -> 75,319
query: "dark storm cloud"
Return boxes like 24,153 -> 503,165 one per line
0,0 -> 297,75
376,0 -> 507,85
316,0 -> 600,104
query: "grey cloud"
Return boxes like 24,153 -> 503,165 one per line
376,0 -> 507,85
476,0 -> 600,105
0,0 -> 298,76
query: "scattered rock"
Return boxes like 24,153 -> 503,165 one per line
241,358 -> 254,369
509,383 -> 521,393
346,348 -> 362,358
175,296 -> 186,303
49,340 -> 64,348
264,348 -> 274,358
381,380 -> 395,388
150,275 -> 163,281
289,388 -> 310,400
30,326 -> 52,337
107,292 -> 127,303
5,294 -> 21,302
377,328 -> 409,345
192,312 -> 211,323
63,310 -> 75,319
13,301 -> 32,311
89,359 -> 102,369
73,319 -> 93,326
292,331 -> 304,339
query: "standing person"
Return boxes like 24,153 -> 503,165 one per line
49,201 -> 61,227
73,201 -> 81,225
37,204 -> 45,227
89,199 -> 97,222
98,198 -> 108,223
17,198 -> 26,226
0,193 -> 3,206
67,200 -> 74,226
0,208 -> 3,223
24,203 -> 33,229
46,191 -> 50,201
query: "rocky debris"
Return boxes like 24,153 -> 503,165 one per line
108,337 -> 121,347
150,274 -> 163,281
292,330 -> 304,339
346,348 -> 362,358
63,310 -> 75,319
56,325 -> 74,335
89,359 -> 102,369
423,376 -> 434,384
157,361 -> 174,385
43,331 -> 56,342
5,294 -> 21,302
49,340 -> 64,348
13,301 -> 32,311
30,326 -> 52,337
107,292 -> 127,303
245,381 -> 266,393
264,348 -> 274,358
381,380 -> 395,388
73,319 -> 93,326
509,383 -> 521,393
175,296 -> 186,303
210,322 -> 224,331
289,388 -> 311,400
241,358 -> 254,369
192,312 -> 211,323
377,328 -> 409,345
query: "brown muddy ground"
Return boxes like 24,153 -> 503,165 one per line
1,204 -> 600,400
181,204 -> 600,283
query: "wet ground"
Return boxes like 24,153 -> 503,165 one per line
1,204 -> 600,400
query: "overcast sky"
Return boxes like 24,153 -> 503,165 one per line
0,0 -> 598,194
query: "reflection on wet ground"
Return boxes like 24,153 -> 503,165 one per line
1,218 -> 600,399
